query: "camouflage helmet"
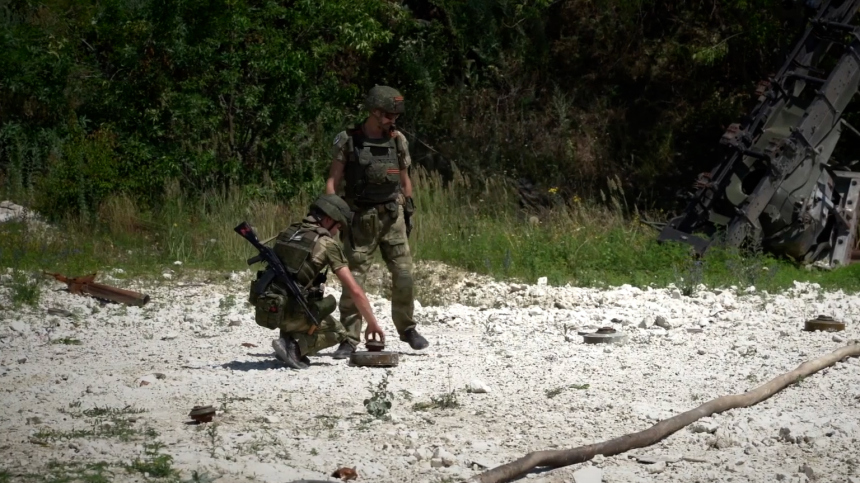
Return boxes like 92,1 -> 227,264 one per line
310,194 -> 351,226
365,85 -> 405,114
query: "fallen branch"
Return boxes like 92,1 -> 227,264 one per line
469,341 -> 860,483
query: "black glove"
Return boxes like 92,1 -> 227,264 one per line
404,197 -> 415,237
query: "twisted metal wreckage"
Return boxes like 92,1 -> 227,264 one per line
659,0 -> 860,268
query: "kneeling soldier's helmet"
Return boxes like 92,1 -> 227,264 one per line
310,194 -> 352,226
365,85 -> 405,114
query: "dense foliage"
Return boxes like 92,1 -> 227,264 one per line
1,0 -> 819,219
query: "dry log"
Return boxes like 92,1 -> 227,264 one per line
469,341 -> 860,483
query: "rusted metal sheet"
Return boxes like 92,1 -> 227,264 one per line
45,272 -> 151,307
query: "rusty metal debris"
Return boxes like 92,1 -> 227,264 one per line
582,326 -> 628,345
350,350 -> 399,367
804,315 -> 845,332
45,272 -> 150,306
331,467 -> 358,481
188,405 -> 216,423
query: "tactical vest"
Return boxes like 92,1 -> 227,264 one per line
273,222 -> 331,287
343,124 -> 403,205
249,221 -> 336,330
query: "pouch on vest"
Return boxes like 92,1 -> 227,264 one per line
309,294 -> 337,321
248,269 -> 288,330
253,291 -> 288,330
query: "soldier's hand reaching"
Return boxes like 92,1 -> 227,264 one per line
365,322 -> 385,344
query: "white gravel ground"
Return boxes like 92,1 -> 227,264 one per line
1,262 -> 859,483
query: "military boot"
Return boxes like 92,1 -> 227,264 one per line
400,328 -> 428,350
272,336 -> 308,370
331,340 -> 356,360
280,329 -> 311,366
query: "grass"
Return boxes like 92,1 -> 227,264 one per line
2,167 -> 860,292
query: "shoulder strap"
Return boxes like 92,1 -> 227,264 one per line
347,124 -> 363,160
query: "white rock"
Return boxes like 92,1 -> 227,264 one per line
654,316 -> 671,329
162,272 -> 173,280
467,379 -> 490,394
161,333 -> 179,341
645,461 -> 666,474
264,416 -> 280,424
537,277 -> 548,286
173,260 -> 183,266
573,466 -> 603,483
9,321 -> 29,333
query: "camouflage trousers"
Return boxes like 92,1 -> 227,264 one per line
279,315 -> 347,357
339,203 -> 415,347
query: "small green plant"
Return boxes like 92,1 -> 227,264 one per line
184,470 -> 218,483
205,423 -> 222,458
219,294 -> 237,310
127,442 -> 179,479
310,448 -> 319,456
363,370 -> 394,420
7,270 -> 41,307
412,391 -> 460,411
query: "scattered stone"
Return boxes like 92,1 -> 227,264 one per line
686,327 -> 703,334
799,463 -> 815,480
10,321 -> 29,333
17,357 -> 27,364
433,447 -> 456,467
654,315 -> 671,329
690,420 -> 719,434
645,461 -> 666,474
638,317 -> 654,329
153,373 -> 167,380
467,379 -> 490,394
47,308 -> 73,317
264,415 -> 280,424
228,318 -> 242,327
833,334 -> 845,343
430,458 -> 445,468
162,272 -> 173,280
573,466 -> 603,483
634,454 -> 681,464
697,349 -> 706,355
161,333 -> 179,341
554,301 -> 570,310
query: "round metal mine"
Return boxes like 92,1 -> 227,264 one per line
582,326 -> 628,345
804,315 -> 845,332
349,351 -> 400,367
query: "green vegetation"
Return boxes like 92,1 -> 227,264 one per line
3,0 -> 860,293
1,0 -> 822,218
2,166 -> 860,293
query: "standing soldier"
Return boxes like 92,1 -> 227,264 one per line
325,85 -> 428,359
250,194 -> 386,369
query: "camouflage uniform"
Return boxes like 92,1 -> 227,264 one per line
251,217 -> 350,358
331,124 -> 416,347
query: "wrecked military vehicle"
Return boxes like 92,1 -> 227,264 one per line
659,0 -> 860,268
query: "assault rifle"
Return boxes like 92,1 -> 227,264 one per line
234,222 -> 319,334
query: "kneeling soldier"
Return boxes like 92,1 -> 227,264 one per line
249,194 -> 385,369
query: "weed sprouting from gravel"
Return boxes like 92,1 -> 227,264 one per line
363,370 -> 394,420
126,442 -> 179,479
